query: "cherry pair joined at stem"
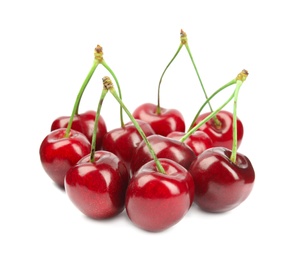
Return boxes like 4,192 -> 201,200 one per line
40,45 -> 121,188
188,70 -> 255,213
50,45 -> 123,151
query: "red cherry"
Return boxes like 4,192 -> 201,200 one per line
130,134 -> 196,176
51,110 -> 107,150
39,128 -> 91,188
65,151 -> 129,219
188,147 -> 255,213
125,158 -> 193,232
102,120 -> 155,172
193,110 -> 243,149
132,103 -> 185,136
167,130 -> 213,156
135,158 -> 195,206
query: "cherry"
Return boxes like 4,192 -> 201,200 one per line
192,110 -> 244,150
64,78 -> 130,219
132,103 -> 185,137
64,150 -> 129,219
102,119 -> 155,172
188,147 -> 255,213
125,158 -> 194,232
167,130 -> 213,156
131,157 -> 196,207
39,128 -> 91,188
130,134 -> 197,176
51,110 -> 107,150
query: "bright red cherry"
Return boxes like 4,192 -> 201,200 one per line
188,147 -> 255,213
102,120 -> 155,172
192,110 -> 243,149
125,158 -> 194,232
130,134 -> 196,176
39,128 -> 91,188
65,150 -> 129,219
167,130 -> 213,156
51,110 -> 107,150
132,103 -> 185,137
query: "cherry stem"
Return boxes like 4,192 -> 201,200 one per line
157,44 -> 183,114
182,31 -> 212,112
187,79 -> 236,131
90,86 -> 108,163
100,60 -> 124,128
230,69 -> 248,163
64,45 -> 103,138
181,29 -> 222,127
103,76 -> 166,174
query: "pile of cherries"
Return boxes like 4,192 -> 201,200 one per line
39,30 -> 255,232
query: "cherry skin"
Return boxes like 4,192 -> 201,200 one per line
64,150 -> 129,219
193,110 -> 243,149
167,130 -> 213,156
102,120 -> 155,172
130,134 -> 196,176
39,128 -> 91,188
125,158 -> 194,232
51,110 -> 107,150
132,103 -> 185,137
188,147 -> 255,213
134,157 -> 195,206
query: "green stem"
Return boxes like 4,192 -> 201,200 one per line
188,79 -> 236,131
103,76 -> 166,174
230,69 -> 248,163
182,29 -> 221,126
184,43 -> 213,112
90,87 -> 109,162
64,45 -> 104,138
156,29 -> 189,114
101,60 -> 124,127
157,44 -> 183,114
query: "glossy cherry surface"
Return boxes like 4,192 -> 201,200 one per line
126,158 -> 193,232
51,110 -> 107,150
130,134 -> 196,176
193,110 -> 243,149
188,147 -> 255,213
167,130 -> 213,156
65,151 -> 129,219
132,103 -> 185,136
39,128 -> 91,188
102,120 -> 155,171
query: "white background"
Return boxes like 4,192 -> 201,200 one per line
1,0 -> 294,259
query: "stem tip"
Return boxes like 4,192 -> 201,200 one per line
102,76 -> 113,90
236,69 -> 249,82
180,29 -> 187,44
94,45 -> 104,62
